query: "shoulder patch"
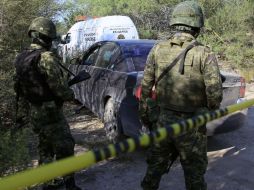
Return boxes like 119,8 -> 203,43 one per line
41,51 -> 54,57
156,40 -> 172,49
196,44 -> 211,54
41,51 -> 56,63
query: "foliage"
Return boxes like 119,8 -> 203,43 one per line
0,128 -> 33,176
0,53 -> 16,129
198,0 -> 224,18
0,0 -> 63,52
200,0 -> 254,68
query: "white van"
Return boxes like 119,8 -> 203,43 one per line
60,15 -> 139,63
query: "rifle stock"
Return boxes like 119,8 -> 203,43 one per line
68,70 -> 91,86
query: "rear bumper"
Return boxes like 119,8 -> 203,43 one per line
121,97 -> 249,137
206,98 -> 248,136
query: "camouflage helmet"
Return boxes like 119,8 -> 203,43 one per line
28,17 -> 56,39
170,1 -> 204,28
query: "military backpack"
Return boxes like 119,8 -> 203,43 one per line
14,49 -> 56,104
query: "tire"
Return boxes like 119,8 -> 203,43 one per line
103,98 -> 123,142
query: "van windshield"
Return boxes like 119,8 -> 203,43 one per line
120,43 -> 155,71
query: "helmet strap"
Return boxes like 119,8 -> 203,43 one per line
31,31 -> 52,50
172,25 -> 200,38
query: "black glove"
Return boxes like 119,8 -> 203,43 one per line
140,114 -> 152,127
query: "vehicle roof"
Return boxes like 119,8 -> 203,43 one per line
98,39 -> 157,46
115,39 -> 156,45
87,40 -> 156,50
68,15 -> 137,32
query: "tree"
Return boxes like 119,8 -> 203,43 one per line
0,0 -> 63,53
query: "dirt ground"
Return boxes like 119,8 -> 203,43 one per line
61,84 -> 254,190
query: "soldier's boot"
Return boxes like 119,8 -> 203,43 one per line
141,174 -> 160,190
185,179 -> 207,190
65,176 -> 82,190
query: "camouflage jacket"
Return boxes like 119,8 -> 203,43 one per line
140,33 -> 223,114
14,43 -> 74,123
14,43 -> 73,102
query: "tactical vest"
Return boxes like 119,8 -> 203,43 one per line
154,41 -> 207,112
14,49 -> 56,104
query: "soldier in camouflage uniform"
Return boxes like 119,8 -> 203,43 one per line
139,1 -> 223,190
14,17 -> 81,190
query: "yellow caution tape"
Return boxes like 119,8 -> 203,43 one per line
0,98 -> 253,190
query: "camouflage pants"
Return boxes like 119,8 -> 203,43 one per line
30,101 -> 75,164
141,110 -> 208,190
30,101 -> 75,187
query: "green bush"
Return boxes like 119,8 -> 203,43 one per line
200,0 -> 254,68
0,128 -> 32,176
0,53 -> 34,176
138,28 -> 157,39
0,52 -> 16,128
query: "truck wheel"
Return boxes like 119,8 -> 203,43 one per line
103,98 -> 123,143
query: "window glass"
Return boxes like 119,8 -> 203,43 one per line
95,43 -> 119,68
82,48 -> 99,65
111,59 -> 127,72
120,44 -> 154,71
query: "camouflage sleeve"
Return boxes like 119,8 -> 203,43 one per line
139,46 -> 157,116
39,52 -> 74,101
202,52 -> 223,110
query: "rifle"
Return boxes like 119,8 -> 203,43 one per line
68,70 -> 91,87
166,150 -> 179,173
55,60 -> 91,86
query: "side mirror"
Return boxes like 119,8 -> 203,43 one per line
221,74 -> 226,83
60,34 -> 67,44
68,70 -> 91,86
